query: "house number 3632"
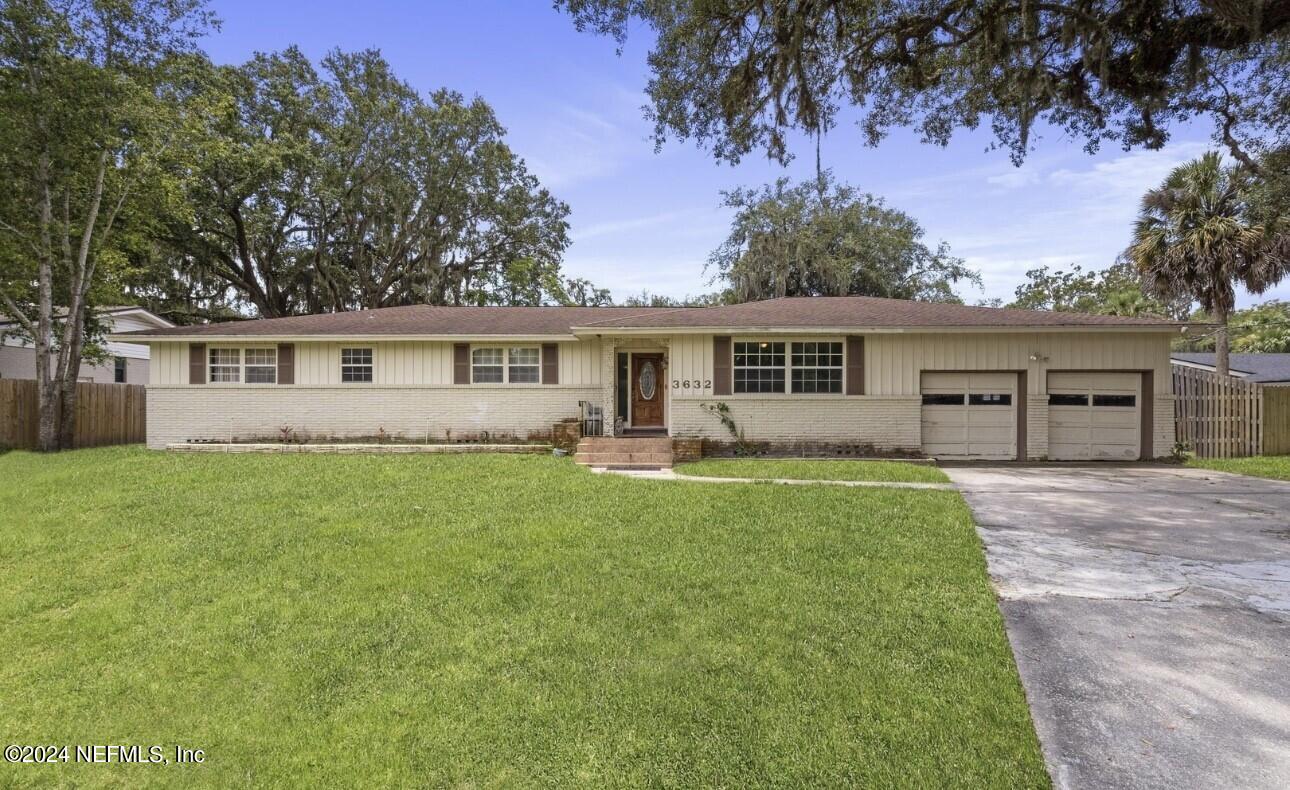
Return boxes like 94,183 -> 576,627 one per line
672,379 -> 712,390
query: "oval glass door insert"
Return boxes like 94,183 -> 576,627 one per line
639,361 -> 657,400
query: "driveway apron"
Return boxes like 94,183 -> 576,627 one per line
944,464 -> 1290,790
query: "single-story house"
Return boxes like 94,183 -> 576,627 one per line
112,296 -> 1188,460
1171,352 -> 1290,386
1,305 -> 174,384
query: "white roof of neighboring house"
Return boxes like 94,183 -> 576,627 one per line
2,306 -> 174,359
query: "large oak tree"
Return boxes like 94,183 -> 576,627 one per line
558,0 -> 1290,167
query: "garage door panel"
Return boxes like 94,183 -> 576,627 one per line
921,372 -> 1017,459
1047,372 -> 1141,461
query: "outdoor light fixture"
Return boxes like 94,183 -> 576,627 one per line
1028,352 -> 1049,362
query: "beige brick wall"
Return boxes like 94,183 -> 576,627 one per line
146,386 -> 598,448
669,397 -> 922,450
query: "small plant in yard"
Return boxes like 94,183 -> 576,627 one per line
1171,440 -> 1192,463
701,401 -> 752,455
278,425 -> 294,443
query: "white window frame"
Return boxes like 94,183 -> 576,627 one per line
209,347 -> 241,383
732,340 -> 786,394
789,340 -> 844,394
472,345 -> 541,384
341,347 -> 374,383
731,338 -> 847,396
243,347 -> 277,384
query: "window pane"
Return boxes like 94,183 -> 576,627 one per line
472,348 -> 503,365
922,393 -> 964,406
210,348 -> 239,365
791,368 -> 842,393
733,367 -> 785,393
342,367 -> 374,383
1049,393 -> 1088,407
508,347 -> 539,366
508,366 -> 539,383
210,366 -> 240,383
968,393 -> 1012,406
246,366 -> 276,384
472,366 -> 503,383
341,348 -> 373,366
1093,394 -> 1136,407
245,348 -> 276,366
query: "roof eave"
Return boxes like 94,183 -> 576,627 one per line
570,323 -> 1189,335
107,332 -> 582,343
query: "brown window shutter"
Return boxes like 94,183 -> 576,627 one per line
277,343 -> 294,385
541,343 -> 558,385
453,343 -> 470,384
845,336 -> 865,395
189,343 -> 206,385
712,335 -> 731,395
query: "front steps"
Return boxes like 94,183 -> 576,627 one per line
573,436 -> 674,469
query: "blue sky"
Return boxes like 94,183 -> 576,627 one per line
203,0 -> 1282,307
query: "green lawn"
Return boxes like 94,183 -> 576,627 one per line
1187,455 -> 1290,481
676,458 -> 949,483
0,447 -> 1045,788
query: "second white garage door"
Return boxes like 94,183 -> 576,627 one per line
921,372 -> 1017,459
1048,372 -> 1141,460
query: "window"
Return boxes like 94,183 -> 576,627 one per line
1049,393 -> 1088,407
968,393 -> 1012,406
472,346 -> 540,383
244,348 -> 277,384
507,347 -> 540,383
341,348 -> 373,383
922,393 -> 964,406
733,341 -> 785,393
1093,394 -> 1136,407
790,341 -> 843,393
113,357 -> 127,383
209,348 -> 240,383
471,347 -> 504,383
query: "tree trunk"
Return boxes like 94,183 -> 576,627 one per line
1214,306 -> 1230,377
35,152 -> 60,452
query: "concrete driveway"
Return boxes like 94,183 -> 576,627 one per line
944,464 -> 1290,790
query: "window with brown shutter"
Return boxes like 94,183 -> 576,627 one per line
845,336 -> 865,395
277,343 -> 294,385
541,343 -> 558,385
453,343 -> 470,384
712,336 -> 731,395
188,343 -> 206,385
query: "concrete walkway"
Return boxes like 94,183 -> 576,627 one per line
588,466 -> 955,490
945,464 -> 1290,790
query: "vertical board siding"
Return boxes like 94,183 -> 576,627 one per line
1172,364 -> 1263,457
153,340 -> 602,387
0,379 -> 146,449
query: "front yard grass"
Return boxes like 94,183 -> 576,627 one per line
0,447 -> 1045,788
1187,455 -> 1290,481
676,457 -> 949,483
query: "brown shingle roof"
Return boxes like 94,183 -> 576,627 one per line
113,305 -> 695,338
576,296 -> 1183,329
113,297 -> 1184,339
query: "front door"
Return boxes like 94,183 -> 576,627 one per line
630,354 -> 664,427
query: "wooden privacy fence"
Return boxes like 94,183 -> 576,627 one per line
1172,364 -> 1284,458
0,379 -> 146,450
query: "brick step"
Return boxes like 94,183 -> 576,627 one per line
576,437 -> 672,452
573,452 -> 674,467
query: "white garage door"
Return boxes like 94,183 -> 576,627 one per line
921,372 -> 1017,459
1048,372 -> 1141,460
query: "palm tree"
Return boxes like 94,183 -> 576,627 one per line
1129,152 -> 1290,375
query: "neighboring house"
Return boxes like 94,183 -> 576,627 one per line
0,306 -> 174,385
1171,353 -> 1290,386
112,296 -> 1188,460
